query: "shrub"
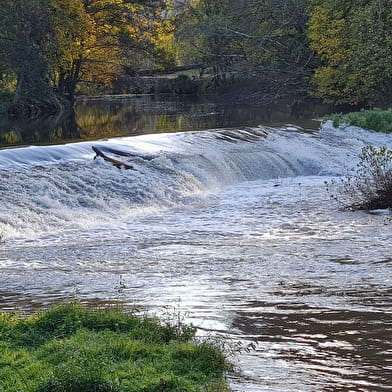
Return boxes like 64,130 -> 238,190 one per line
329,145 -> 392,210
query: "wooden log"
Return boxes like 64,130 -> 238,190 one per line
92,146 -> 134,170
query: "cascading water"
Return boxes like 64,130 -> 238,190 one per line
0,121 -> 391,391
1,122 -> 386,239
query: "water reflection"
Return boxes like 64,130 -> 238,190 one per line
0,110 -> 79,147
0,95 -> 329,147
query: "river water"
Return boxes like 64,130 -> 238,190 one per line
0,98 -> 391,391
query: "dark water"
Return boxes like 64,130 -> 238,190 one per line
0,95 -> 328,147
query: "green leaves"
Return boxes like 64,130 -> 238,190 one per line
0,0 -> 176,115
308,0 -> 392,104
325,109 -> 392,133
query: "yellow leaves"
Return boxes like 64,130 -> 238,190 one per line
9,0 -> 177,93
308,5 -> 349,64
307,0 -> 392,104
312,67 -> 361,104
152,23 -> 175,45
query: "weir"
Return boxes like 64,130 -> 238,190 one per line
0,122 -> 391,239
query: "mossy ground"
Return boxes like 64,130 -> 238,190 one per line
325,108 -> 392,133
0,303 -> 230,392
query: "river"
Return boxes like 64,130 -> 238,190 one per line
0,97 -> 391,391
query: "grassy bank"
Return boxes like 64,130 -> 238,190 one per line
325,108 -> 392,133
0,303 -> 230,392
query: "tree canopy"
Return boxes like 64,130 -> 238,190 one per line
308,0 -> 392,105
175,0 -> 392,105
1,0 -> 392,116
0,0 -> 63,115
0,0 -> 175,116
176,0 -> 313,100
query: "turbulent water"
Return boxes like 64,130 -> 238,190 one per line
0,121 -> 391,391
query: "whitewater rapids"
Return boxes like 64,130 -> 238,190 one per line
0,121 -> 391,392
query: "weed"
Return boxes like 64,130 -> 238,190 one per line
328,145 -> 392,210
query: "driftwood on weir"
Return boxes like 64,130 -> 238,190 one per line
92,146 -> 134,170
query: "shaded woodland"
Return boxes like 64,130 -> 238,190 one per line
0,0 -> 391,118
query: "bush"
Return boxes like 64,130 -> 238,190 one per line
329,145 -> 392,210
325,108 -> 392,133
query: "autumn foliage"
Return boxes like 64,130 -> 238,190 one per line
308,0 -> 392,105
1,0 -> 392,114
0,0 -> 175,116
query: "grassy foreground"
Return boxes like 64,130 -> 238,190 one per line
325,108 -> 392,133
0,303 -> 230,392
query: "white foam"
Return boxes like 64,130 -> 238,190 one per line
1,124 -> 391,239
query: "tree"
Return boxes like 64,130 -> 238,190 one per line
176,0 -> 313,100
0,0 -> 175,117
308,0 -> 392,105
49,0 -> 176,101
0,0 -> 65,117
47,0 -> 95,102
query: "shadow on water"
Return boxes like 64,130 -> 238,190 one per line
0,95 -> 332,148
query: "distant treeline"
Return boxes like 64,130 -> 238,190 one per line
1,0 -> 391,117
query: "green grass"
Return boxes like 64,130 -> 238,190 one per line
325,108 -> 392,133
0,303 -> 230,392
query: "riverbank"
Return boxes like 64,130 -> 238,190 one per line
325,108 -> 392,133
0,303 -> 230,392
322,110 -> 392,210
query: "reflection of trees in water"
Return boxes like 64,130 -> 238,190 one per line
0,110 -> 80,146
74,96 -> 213,137
0,96 -> 330,147
75,100 -> 160,139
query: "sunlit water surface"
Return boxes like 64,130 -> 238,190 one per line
0,121 -> 391,391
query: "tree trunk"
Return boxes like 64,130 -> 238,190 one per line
65,57 -> 83,104
8,68 -> 65,119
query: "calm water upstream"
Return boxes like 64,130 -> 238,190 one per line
0,97 -> 391,391
0,95 -> 324,147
